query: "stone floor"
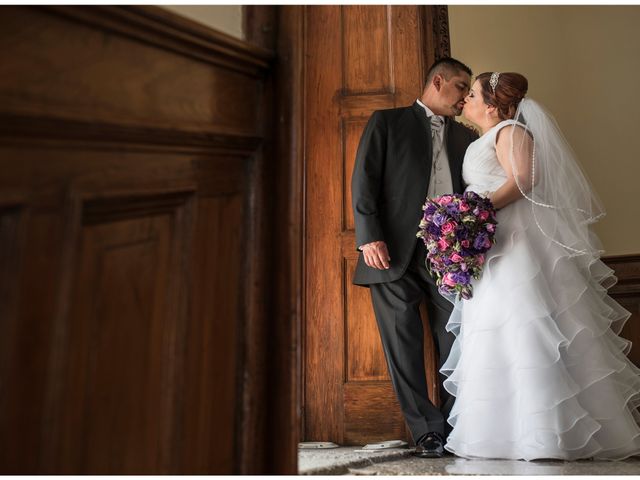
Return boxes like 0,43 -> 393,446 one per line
299,447 -> 640,475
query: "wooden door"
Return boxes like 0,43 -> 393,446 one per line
304,6 -> 451,445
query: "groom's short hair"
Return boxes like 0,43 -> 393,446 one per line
425,57 -> 473,85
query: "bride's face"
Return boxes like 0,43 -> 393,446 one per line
462,81 -> 488,123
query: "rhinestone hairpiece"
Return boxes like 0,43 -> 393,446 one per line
489,72 -> 500,94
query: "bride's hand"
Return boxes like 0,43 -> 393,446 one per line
360,241 -> 391,270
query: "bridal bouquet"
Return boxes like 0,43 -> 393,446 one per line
416,192 -> 498,300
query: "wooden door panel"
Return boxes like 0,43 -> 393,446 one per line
344,383 -> 406,445
344,258 -> 388,382
342,118 -> 367,232
342,6 -> 391,95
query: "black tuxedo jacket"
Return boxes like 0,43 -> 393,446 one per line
351,101 -> 479,286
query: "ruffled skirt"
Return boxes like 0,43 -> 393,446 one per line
440,199 -> 640,461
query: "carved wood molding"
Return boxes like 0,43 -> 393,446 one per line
82,189 -> 196,225
44,6 -> 274,77
0,113 -> 262,153
420,5 -> 451,85
421,5 -> 451,66
431,5 -> 451,60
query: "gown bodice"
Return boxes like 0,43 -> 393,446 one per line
462,119 -> 521,194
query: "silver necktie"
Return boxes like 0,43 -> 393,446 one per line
430,115 -> 444,166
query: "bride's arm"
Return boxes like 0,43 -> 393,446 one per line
488,125 -> 534,209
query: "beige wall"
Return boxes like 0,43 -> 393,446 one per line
450,6 -> 640,255
162,5 -> 243,39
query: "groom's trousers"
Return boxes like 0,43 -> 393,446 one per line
369,239 -> 456,443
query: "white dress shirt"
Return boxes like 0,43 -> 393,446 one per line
416,99 -> 454,198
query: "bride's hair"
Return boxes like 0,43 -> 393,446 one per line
476,72 -> 528,120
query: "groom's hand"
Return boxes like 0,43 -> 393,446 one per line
360,241 -> 390,270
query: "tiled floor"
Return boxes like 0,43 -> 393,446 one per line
299,447 -> 640,475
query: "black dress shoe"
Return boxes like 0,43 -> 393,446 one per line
413,431 -> 446,458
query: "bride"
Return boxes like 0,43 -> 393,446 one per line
440,71 -> 640,460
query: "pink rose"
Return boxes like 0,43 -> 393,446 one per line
479,210 -> 489,221
451,253 -> 463,263
461,240 -> 471,248
442,272 -> 457,287
441,221 -> 457,234
486,223 -> 495,232
437,238 -> 449,251
477,254 -> 485,265
438,195 -> 453,205
459,202 -> 470,212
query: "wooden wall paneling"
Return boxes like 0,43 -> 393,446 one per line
3,206 -> 67,473
605,255 -> 640,367
47,6 -> 271,76
51,191 -> 194,473
0,6 -> 267,136
182,191 -> 245,474
0,202 -> 30,471
0,5 -> 288,474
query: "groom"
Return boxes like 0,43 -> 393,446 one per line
351,57 -> 478,458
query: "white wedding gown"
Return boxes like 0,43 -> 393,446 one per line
440,120 -> 640,461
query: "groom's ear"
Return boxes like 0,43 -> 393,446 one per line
432,74 -> 443,91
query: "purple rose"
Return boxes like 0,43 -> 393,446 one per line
424,204 -> 437,215
433,213 -> 448,227
473,233 -> 491,251
427,224 -> 441,236
445,203 -> 459,214
452,272 -> 471,285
